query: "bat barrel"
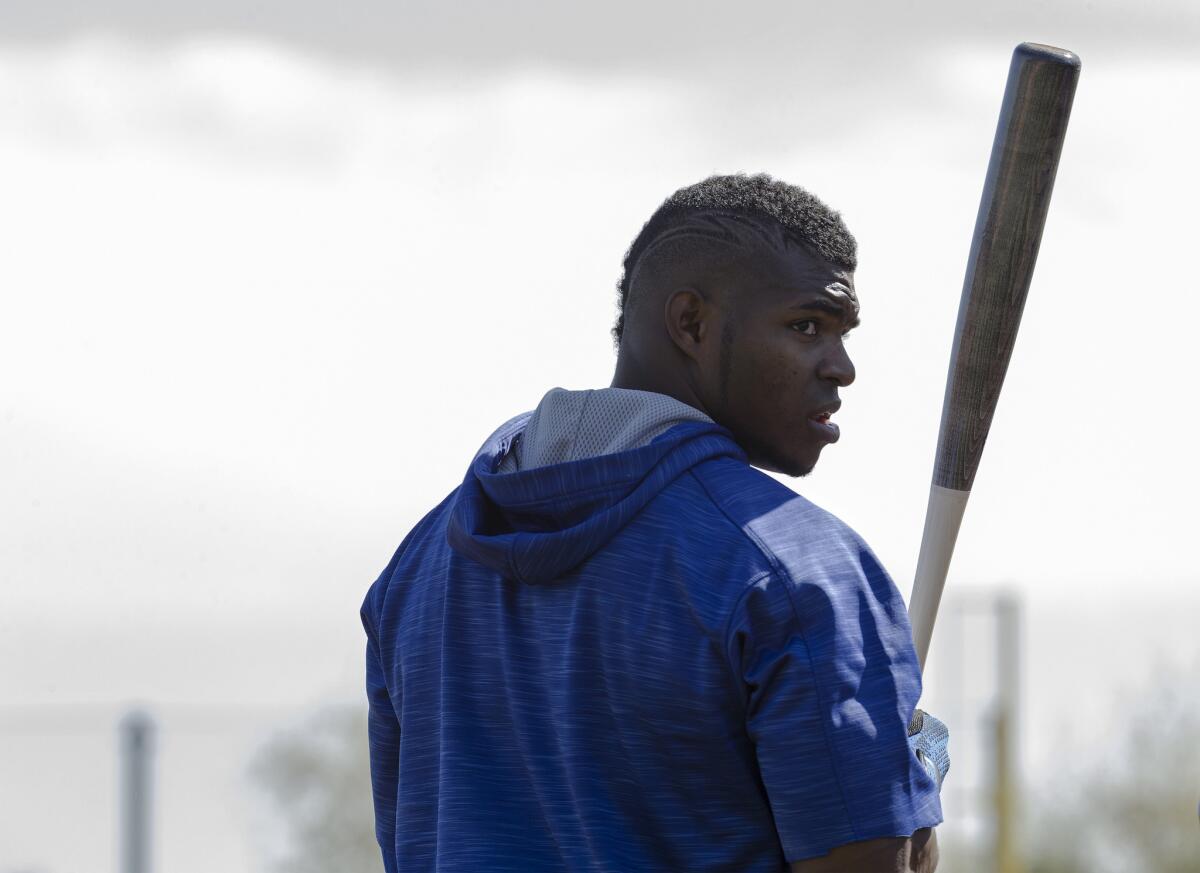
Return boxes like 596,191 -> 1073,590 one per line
911,44 -> 1079,669
1016,42 -> 1080,68
934,43 -> 1080,492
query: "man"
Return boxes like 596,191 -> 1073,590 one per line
362,173 -> 949,872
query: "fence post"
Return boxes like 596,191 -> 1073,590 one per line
119,709 -> 154,873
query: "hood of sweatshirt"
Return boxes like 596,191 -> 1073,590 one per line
446,388 -> 746,584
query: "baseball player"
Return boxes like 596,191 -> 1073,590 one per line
362,173 -> 950,872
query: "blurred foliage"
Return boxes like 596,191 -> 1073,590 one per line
249,706 -> 382,873
248,666 -> 1198,873
1025,661 -> 1200,873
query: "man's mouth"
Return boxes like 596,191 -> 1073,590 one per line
808,404 -> 841,442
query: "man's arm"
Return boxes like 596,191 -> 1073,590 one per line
790,828 -> 938,873
363,607 -> 400,873
724,558 -> 944,863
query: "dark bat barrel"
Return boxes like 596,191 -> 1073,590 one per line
934,43 -> 1080,493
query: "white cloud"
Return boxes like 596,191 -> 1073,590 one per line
3,36 -> 1198,624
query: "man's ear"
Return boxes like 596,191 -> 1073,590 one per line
663,288 -> 713,363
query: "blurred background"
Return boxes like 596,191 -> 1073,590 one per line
2,2 -> 1198,871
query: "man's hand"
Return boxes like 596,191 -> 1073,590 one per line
789,828 -> 938,873
907,709 -> 950,791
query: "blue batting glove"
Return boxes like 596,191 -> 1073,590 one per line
907,709 -> 950,791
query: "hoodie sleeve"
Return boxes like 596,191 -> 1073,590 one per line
361,586 -> 400,873
724,559 -> 942,862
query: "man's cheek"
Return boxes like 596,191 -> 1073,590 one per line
759,359 -> 800,403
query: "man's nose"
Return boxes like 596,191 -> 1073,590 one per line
819,341 -> 856,387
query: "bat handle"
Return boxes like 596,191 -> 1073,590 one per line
909,484 -> 971,671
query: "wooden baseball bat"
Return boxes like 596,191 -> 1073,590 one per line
908,43 -> 1080,671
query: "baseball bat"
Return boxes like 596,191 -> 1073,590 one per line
908,43 -> 1080,671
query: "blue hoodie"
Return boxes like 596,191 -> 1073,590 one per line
361,392 -> 941,872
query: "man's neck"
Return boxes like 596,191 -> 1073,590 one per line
610,358 -> 713,421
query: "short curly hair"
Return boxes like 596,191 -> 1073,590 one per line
612,173 -> 857,346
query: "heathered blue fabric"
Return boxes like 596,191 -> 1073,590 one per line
361,418 -> 942,872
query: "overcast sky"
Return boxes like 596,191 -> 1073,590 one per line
2,2 -> 1198,871
6,0 -> 1198,68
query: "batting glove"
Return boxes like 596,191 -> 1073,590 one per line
907,709 -> 951,791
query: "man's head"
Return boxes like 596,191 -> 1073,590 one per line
611,173 -> 860,477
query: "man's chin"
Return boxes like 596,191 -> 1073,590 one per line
780,460 -> 817,479
749,447 -> 820,478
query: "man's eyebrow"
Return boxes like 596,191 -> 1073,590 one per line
785,297 -> 861,328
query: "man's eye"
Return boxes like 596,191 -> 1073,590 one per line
790,320 -> 817,336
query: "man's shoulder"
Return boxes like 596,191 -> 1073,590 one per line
687,457 -> 867,572
363,487 -> 460,616
688,460 -> 915,676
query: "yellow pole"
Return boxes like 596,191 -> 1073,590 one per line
994,708 -> 1019,873
994,594 -> 1022,873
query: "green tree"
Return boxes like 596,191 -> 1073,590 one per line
249,706 -> 382,873
1026,662 -> 1200,873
